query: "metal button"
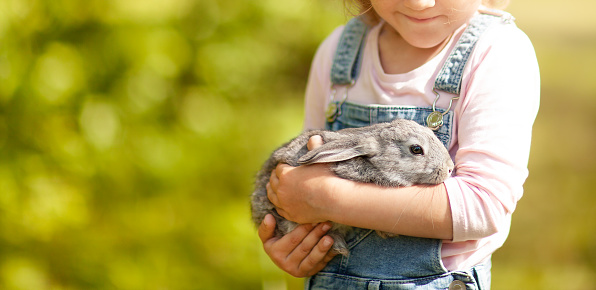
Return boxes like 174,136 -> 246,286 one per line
449,280 -> 466,290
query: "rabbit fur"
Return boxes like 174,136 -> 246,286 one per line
250,118 -> 454,256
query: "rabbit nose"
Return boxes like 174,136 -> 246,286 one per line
445,158 -> 455,175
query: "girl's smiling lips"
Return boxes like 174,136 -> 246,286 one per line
404,14 -> 441,23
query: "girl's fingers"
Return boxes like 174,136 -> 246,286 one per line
258,214 -> 277,244
286,223 -> 333,267
258,217 -> 336,277
299,235 -> 336,275
265,224 -> 314,254
265,223 -> 314,262
266,168 -> 279,204
265,181 -> 277,206
307,135 -> 324,150
275,207 -> 289,220
275,223 -> 316,252
306,249 -> 338,276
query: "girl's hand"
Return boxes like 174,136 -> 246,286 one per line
258,214 -> 337,277
266,135 -> 339,224
266,163 -> 335,224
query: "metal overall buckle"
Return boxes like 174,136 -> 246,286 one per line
426,88 -> 459,131
326,81 -> 355,123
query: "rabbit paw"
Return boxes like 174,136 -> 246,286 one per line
375,230 -> 398,239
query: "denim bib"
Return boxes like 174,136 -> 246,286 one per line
308,10 -> 513,290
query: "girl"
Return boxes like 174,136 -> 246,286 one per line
259,0 -> 540,288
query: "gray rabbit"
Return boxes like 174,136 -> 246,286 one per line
251,118 -> 454,256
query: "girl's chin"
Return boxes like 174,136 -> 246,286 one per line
401,34 -> 451,49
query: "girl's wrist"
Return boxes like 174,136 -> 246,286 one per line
320,175 -> 356,223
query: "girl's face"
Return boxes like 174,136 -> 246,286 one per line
371,0 -> 482,49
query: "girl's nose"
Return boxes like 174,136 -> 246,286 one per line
403,0 -> 436,11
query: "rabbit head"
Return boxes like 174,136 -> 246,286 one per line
297,119 -> 454,187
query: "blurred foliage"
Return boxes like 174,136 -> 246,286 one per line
0,0 -> 594,289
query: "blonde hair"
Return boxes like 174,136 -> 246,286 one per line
346,0 -> 510,25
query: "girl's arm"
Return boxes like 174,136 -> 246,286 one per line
267,153 -> 453,240
258,135 -> 452,278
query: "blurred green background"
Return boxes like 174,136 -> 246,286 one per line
0,0 -> 594,289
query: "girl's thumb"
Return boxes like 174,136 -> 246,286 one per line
258,214 -> 276,242
307,135 -> 324,150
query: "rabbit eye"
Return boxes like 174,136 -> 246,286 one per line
409,145 -> 424,155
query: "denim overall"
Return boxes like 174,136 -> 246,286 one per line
306,11 -> 514,290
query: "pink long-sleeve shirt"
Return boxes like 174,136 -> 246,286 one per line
303,15 -> 540,271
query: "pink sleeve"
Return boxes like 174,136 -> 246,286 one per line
303,27 -> 344,130
445,24 -> 540,242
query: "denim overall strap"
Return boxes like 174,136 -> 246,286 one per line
330,17 -> 368,85
434,10 -> 514,94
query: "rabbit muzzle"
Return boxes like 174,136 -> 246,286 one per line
441,157 -> 455,181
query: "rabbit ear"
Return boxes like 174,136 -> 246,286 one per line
297,138 -> 377,165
